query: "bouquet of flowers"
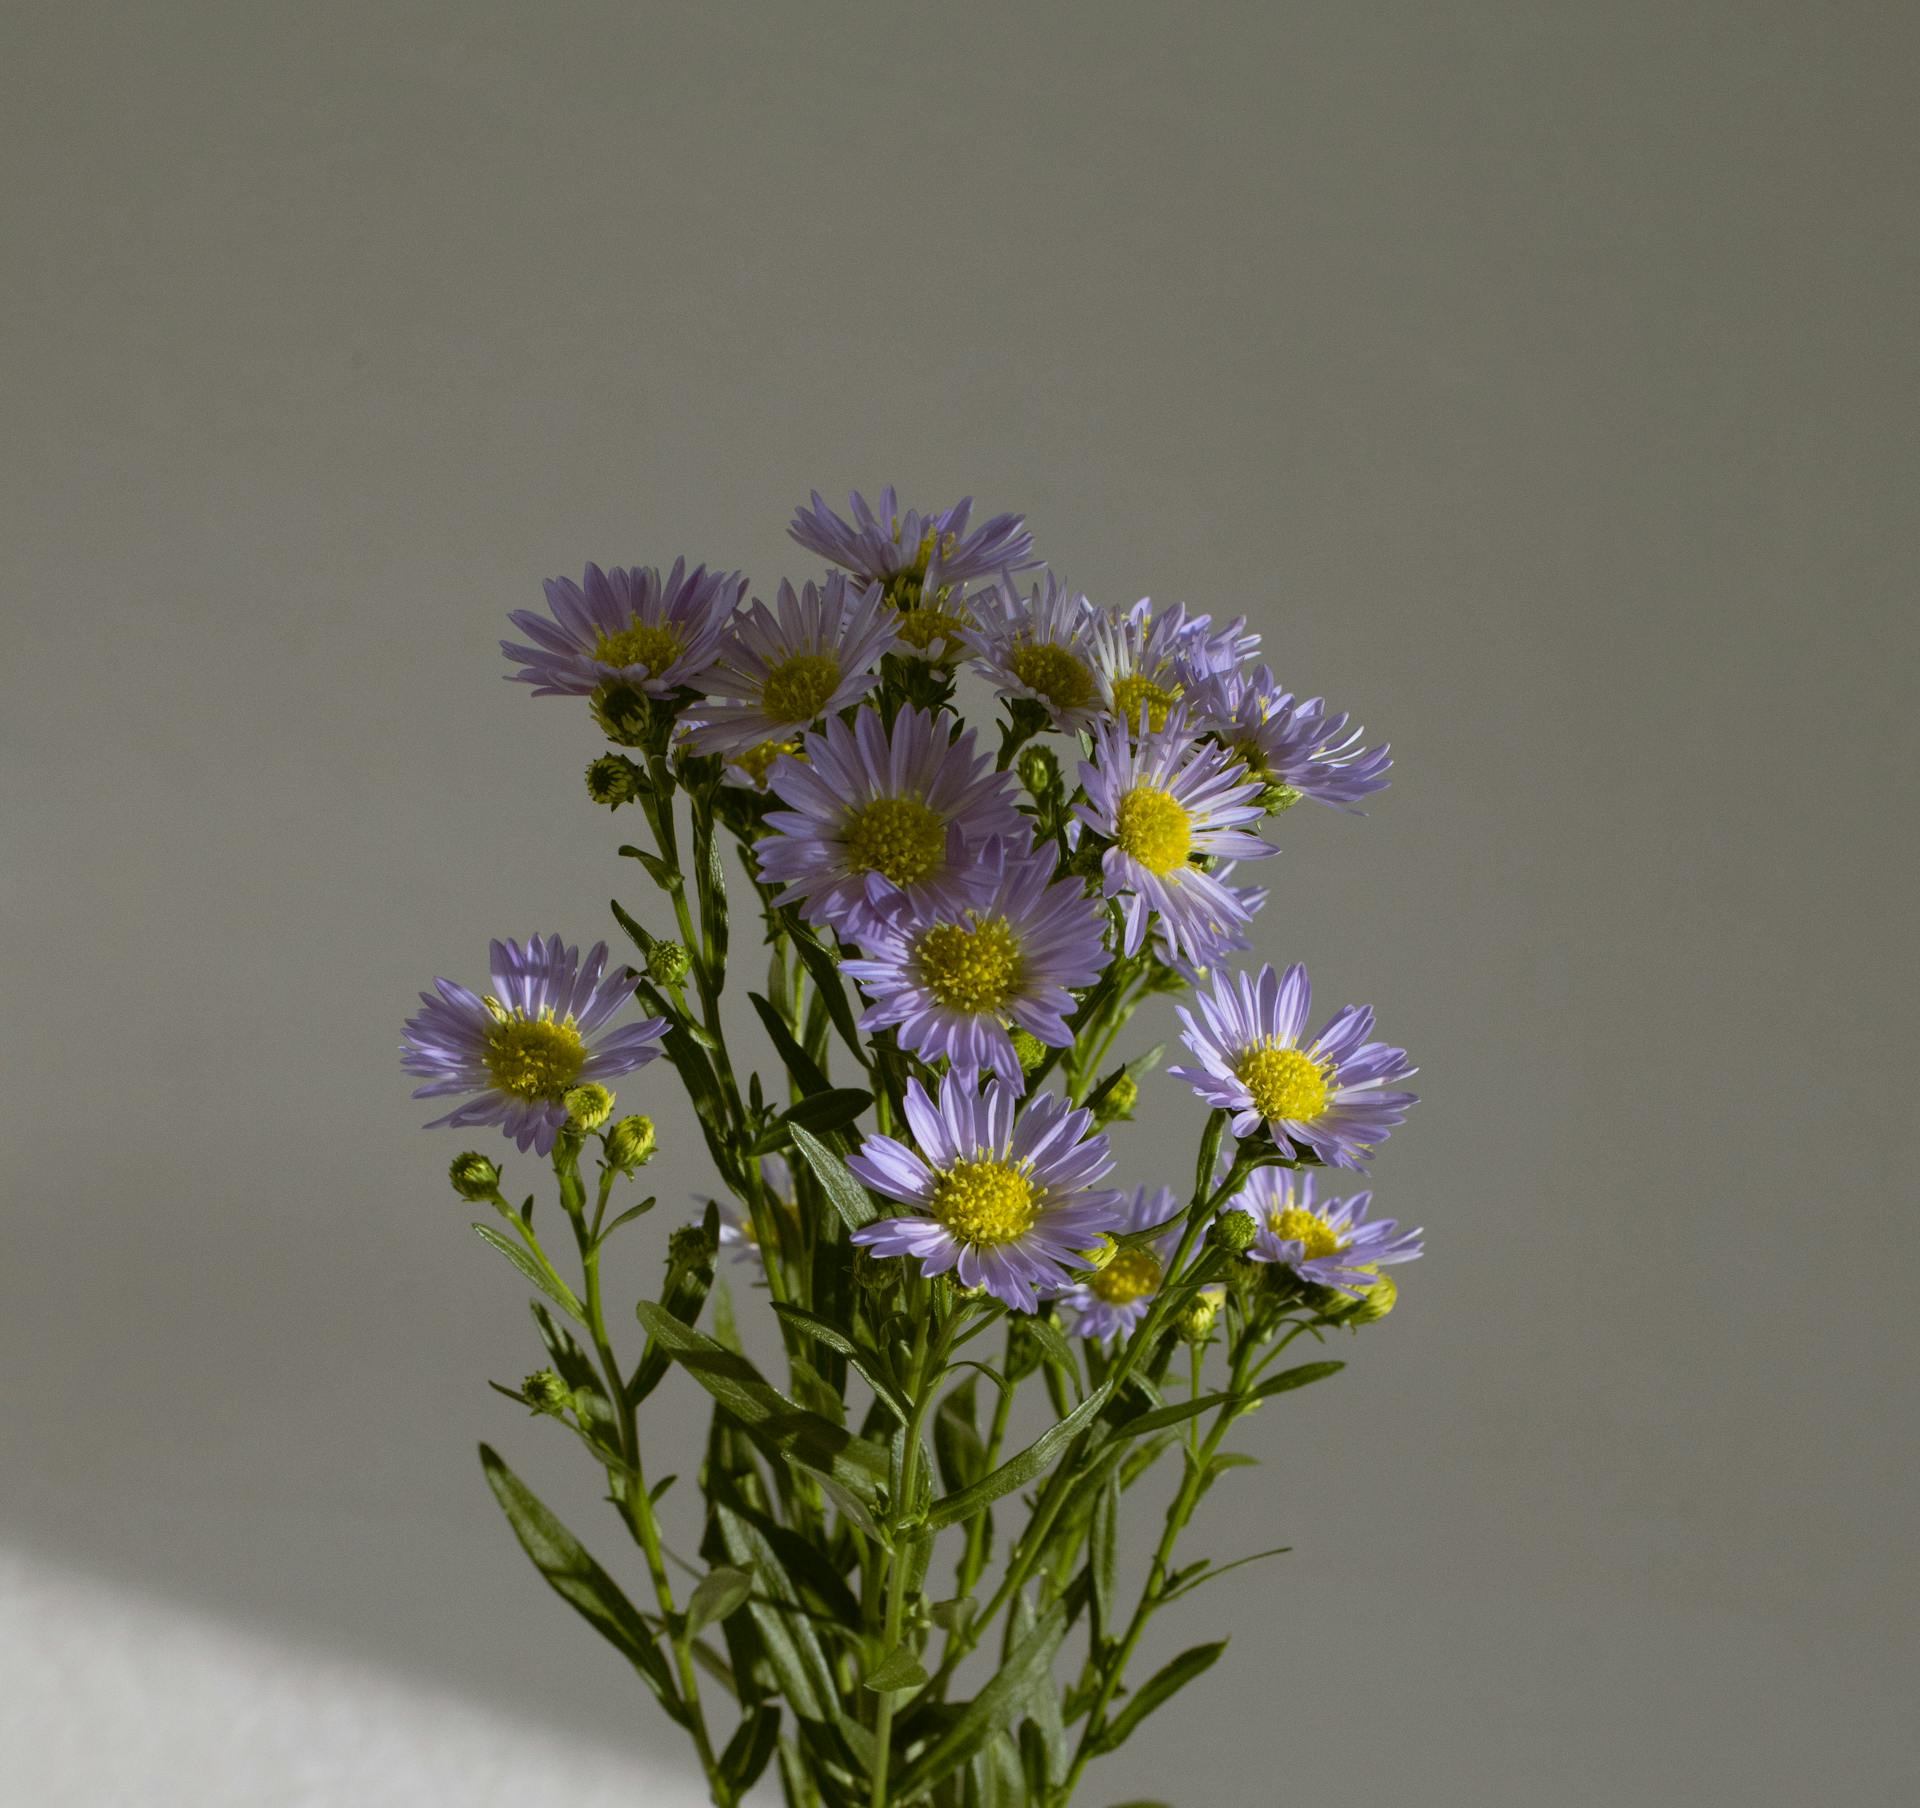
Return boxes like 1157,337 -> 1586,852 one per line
401,488 -> 1421,1807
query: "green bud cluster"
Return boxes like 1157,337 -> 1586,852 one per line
589,682 -> 654,748
645,940 -> 691,985
1008,1027 -> 1049,1075
1175,1285 -> 1226,1344
521,1369 -> 574,1416
585,753 -> 646,807
604,1115 -> 656,1171
668,1221 -> 718,1271
1206,1208 -> 1257,1256
563,1083 -> 615,1131
1093,1071 -> 1138,1124
448,1151 -> 501,1201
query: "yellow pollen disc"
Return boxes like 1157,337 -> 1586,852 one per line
484,1015 -> 587,1101
760,652 -> 842,724
1268,1205 -> 1343,1262
913,916 -> 1024,1011
1113,785 -> 1193,875
845,795 -> 948,887
1008,642 -> 1095,712
931,1159 -> 1038,1247
891,601 -> 969,655
732,739 -> 802,786
1234,1045 -> 1332,1122
594,618 -> 686,673
1090,1246 -> 1163,1305
1109,673 -> 1178,734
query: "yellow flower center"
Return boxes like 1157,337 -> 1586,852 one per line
1089,1246 -> 1163,1305
760,652 -> 843,724
913,916 -> 1024,1011
732,738 -> 802,786
1109,674 -> 1178,734
1008,642 -> 1095,712
1234,1045 -> 1332,1121
1113,785 -> 1193,875
1268,1204 -> 1343,1262
931,1159 -> 1038,1247
845,795 -> 948,887
484,1015 -> 587,1101
891,603 -> 969,658
594,619 -> 686,674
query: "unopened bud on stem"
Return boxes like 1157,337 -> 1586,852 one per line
448,1152 -> 501,1201
605,1115 -> 656,1172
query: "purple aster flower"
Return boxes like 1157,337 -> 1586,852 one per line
1170,962 -> 1418,1168
1074,711 -> 1276,967
789,487 -> 1039,664
502,559 -> 746,700
848,1074 -> 1125,1312
1189,665 -> 1392,812
1152,861 -> 1268,981
1088,599 -> 1261,736
685,573 -> 898,767
402,936 -> 668,1155
962,572 -> 1104,733
1220,1168 -> 1422,1292
789,486 -> 1037,605
1053,1185 -> 1182,1345
754,705 -> 1027,935
839,836 -> 1108,1088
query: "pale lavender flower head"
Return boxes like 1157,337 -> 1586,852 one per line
502,559 -> 746,699
840,836 -> 1108,1088
1152,861 -> 1268,981
1088,598 -> 1261,737
1171,962 -> 1417,1168
848,1074 -> 1125,1312
1054,1185 -> 1182,1345
789,486 -> 1037,605
1190,664 -> 1392,812
402,936 -> 668,1155
1074,711 -> 1276,967
1220,1168 -> 1422,1292
962,572 -> 1104,733
685,573 -> 898,769
754,705 -> 1026,936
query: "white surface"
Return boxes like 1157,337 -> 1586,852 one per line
3,1549 -> 700,1807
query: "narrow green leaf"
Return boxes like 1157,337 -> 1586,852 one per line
888,1599 -> 1069,1798
714,1504 -> 839,1724
1090,1470 -> 1118,1636
789,1123 -> 879,1231
617,846 -> 682,889
1094,1641 -> 1227,1752
749,993 -> 832,1096
787,927 -> 868,1064
1161,1545 -> 1291,1604
863,1645 -> 929,1692
924,1384 -> 1111,1530
686,1564 -> 755,1634
634,1301 -> 889,1499
1018,1314 -> 1082,1392
471,1223 -> 585,1323
719,1704 -> 780,1795
771,1303 -> 910,1422
1249,1359 -> 1345,1401
609,897 -> 655,957
477,1445 -> 680,1721
782,1086 -> 874,1134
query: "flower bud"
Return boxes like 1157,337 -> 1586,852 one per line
1260,781 -> 1305,815
1077,1233 -> 1119,1273
522,1369 -> 573,1416
1016,743 -> 1062,801
646,940 -> 691,986
584,753 -> 646,807
1346,1269 -> 1398,1325
1207,1207 -> 1258,1256
1093,1072 -> 1138,1125
448,1151 -> 501,1201
1008,1027 -> 1049,1075
1176,1284 -> 1226,1344
563,1083 -> 615,1132
604,1115 -> 656,1172
589,682 -> 653,747
668,1221 -> 718,1272
852,1247 -> 900,1293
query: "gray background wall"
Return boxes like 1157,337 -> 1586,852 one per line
3,3 -> 1914,1803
